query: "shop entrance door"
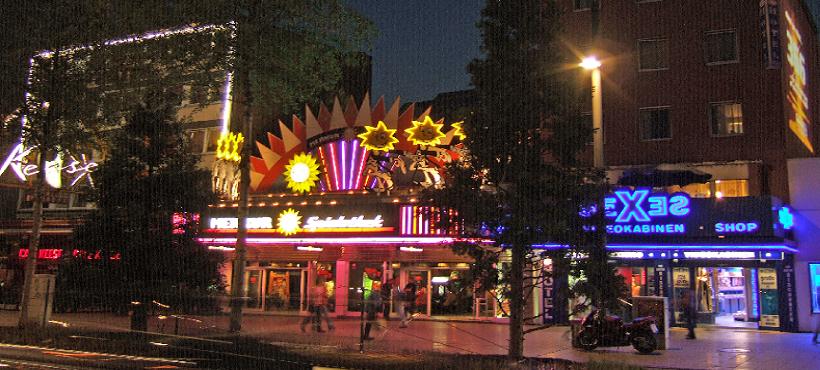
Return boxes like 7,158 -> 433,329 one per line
694,267 -> 758,329
406,269 -> 430,317
244,268 -> 308,314
430,269 -> 474,317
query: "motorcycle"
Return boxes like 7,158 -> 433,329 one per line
575,309 -> 659,354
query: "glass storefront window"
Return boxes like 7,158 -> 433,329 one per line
264,269 -> 302,312
430,269 -> 473,316
809,263 -> 820,314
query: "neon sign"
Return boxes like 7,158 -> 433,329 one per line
785,11 -> 813,153
19,248 -> 63,259
303,215 -> 384,230
779,206 -> 794,230
0,143 -> 97,188
209,217 -> 273,229
682,251 -> 757,259
714,222 -> 759,233
604,189 -> 690,234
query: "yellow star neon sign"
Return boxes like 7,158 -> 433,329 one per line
357,121 -> 399,151
405,116 -> 446,146
451,121 -> 466,140
284,153 -> 321,193
277,208 -> 302,236
216,131 -> 243,162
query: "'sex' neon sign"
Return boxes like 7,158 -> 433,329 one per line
604,189 -> 690,234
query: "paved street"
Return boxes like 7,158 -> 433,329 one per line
0,311 -> 818,369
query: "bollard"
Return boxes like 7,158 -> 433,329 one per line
130,301 -> 148,332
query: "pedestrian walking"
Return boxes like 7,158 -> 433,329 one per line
362,284 -> 379,340
399,282 -> 416,328
381,278 -> 393,320
681,289 -> 697,340
301,280 -> 328,333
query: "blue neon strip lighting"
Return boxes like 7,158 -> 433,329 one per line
606,244 -> 798,253
750,268 -> 760,317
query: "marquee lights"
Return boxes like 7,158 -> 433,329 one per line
215,131 -> 243,162
284,153 -> 320,193
405,116 -> 446,146
785,11 -> 813,153
357,121 -> 399,151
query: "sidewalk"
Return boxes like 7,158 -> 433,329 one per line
2,310 -> 819,369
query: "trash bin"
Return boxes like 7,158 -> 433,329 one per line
570,318 -> 582,348
130,301 -> 148,332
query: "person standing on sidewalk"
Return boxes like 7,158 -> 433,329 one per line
380,278 -> 393,320
301,280 -> 328,333
681,289 -> 697,340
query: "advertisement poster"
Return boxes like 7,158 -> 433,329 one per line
759,268 -> 780,328
673,268 -> 690,288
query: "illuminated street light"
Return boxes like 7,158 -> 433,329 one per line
579,56 -> 602,70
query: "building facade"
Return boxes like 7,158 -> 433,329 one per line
561,0 -> 818,331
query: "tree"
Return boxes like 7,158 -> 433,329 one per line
423,0 -> 622,359
71,91 -> 222,313
146,0 -> 374,332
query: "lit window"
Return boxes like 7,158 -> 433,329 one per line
186,130 -> 205,154
639,107 -> 671,140
705,30 -> 738,64
638,38 -> 669,71
715,179 -> 748,198
677,183 -> 711,198
709,102 -> 743,136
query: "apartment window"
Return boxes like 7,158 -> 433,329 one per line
709,102 -> 743,136
677,183 -> 711,198
186,130 -> 206,154
715,179 -> 748,198
639,107 -> 671,140
705,30 -> 738,64
574,0 -> 599,11
638,38 -> 669,71
205,127 -> 222,152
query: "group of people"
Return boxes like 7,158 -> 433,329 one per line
301,274 -> 427,338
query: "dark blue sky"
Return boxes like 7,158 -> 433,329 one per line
346,1 -> 484,103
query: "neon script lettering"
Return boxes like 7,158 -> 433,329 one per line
0,143 -> 97,188
303,215 -> 384,230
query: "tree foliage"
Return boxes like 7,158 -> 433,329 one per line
423,0 -> 624,358
68,93 -> 222,313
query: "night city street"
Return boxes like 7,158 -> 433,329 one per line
1,0 -> 820,369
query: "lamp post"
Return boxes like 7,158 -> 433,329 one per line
580,56 -> 604,168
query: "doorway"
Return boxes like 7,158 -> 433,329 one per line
244,267 -> 308,313
695,267 -> 758,329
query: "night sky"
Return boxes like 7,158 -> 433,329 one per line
346,0 -> 484,103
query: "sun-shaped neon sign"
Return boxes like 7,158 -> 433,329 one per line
284,153 -> 320,193
405,116 -> 446,146
277,208 -> 302,236
451,121 -> 466,140
216,131 -> 243,162
357,121 -> 399,151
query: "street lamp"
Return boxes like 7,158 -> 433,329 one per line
580,56 -> 604,169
